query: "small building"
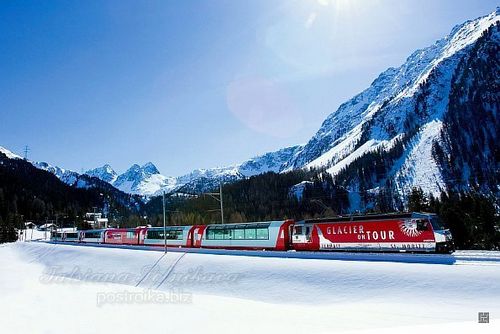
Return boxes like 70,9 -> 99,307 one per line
85,212 -> 108,229
24,222 -> 36,229
37,223 -> 57,231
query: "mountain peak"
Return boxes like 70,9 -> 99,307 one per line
85,164 -> 118,183
109,162 -> 171,196
129,163 -> 141,170
142,162 -> 160,175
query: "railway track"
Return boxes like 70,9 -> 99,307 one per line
40,240 -> 500,266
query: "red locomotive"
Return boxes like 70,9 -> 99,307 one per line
51,212 -> 454,253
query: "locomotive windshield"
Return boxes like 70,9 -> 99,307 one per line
412,213 -> 447,231
429,216 -> 447,231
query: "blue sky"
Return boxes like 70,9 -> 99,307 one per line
1,0 -> 497,176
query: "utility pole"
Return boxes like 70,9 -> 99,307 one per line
219,182 -> 224,225
205,182 -> 225,224
23,145 -> 30,160
93,206 -> 98,229
163,191 -> 167,253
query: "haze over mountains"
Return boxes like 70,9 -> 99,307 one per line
2,9 -> 499,205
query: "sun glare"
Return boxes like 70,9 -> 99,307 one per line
314,0 -> 363,15
303,0 -> 360,30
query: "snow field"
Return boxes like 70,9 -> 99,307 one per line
1,242 -> 499,333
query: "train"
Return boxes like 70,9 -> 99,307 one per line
51,212 -> 455,253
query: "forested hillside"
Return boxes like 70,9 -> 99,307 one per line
0,152 -> 144,242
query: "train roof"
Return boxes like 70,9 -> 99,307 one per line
205,222 -> 272,229
101,227 -> 148,231
298,212 -> 436,224
147,226 -> 191,230
147,221 -> 283,230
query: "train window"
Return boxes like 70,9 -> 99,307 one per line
416,220 -> 429,231
147,228 -> 183,240
233,229 -> 244,239
166,229 -> 183,240
86,231 -> 100,238
214,229 -> 224,240
126,232 -> 135,238
148,230 -> 164,239
222,229 -> 232,240
245,228 -> 256,239
294,226 -> 303,235
205,224 -> 269,240
256,228 -> 269,240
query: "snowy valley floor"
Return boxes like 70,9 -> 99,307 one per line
1,241 -> 499,334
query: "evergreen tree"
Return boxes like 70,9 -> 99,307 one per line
408,187 -> 428,212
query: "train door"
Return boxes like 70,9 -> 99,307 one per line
135,230 -> 140,245
286,224 -> 295,249
193,228 -> 201,247
187,227 -> 194,247
192,226 -> 205,248
140,229 -> 147,245
283,221 -> 294,250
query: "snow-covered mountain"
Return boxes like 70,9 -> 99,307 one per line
0,146 -> 22,160
31,161 -> 82,187
160,8 -> 499,200
0,146 -> 144,212
1,146 -> 120,192
278,9 -> 499,200
238,145 -> 302,177
85,164 -> 118,184
171,145 -> 303,193
86,162 -> 178,197
111,163 -> 177,196
0,147 -> 88,188
2,143 -> 301,197
82,145 -> 302,196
